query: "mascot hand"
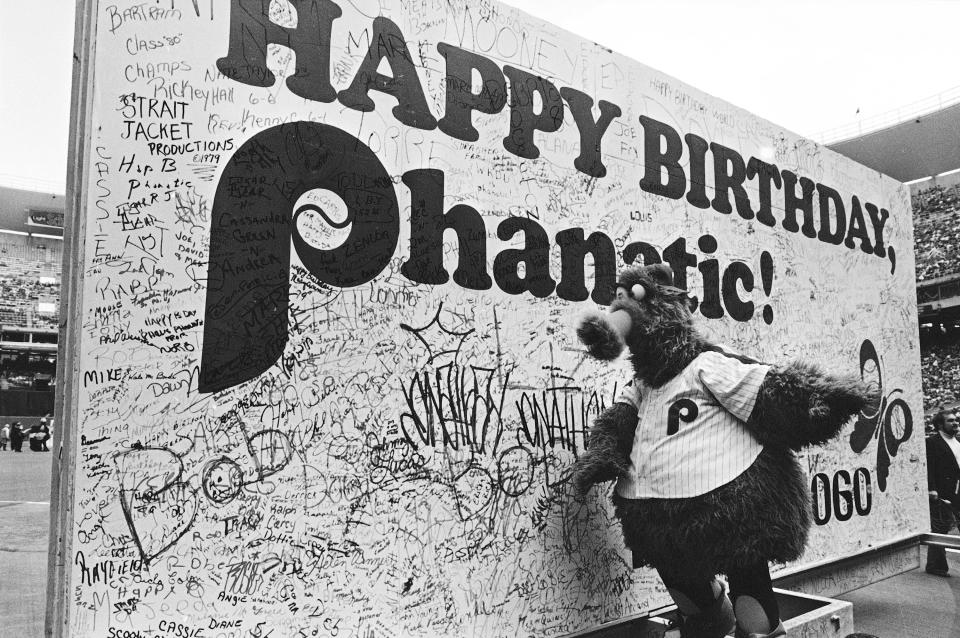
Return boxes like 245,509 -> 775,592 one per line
752,362 -> 879,450
570,451 -> 624,499
577,311 -> 625,360
571,403 -> 638,499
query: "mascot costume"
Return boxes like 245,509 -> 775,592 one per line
571,263 -> 873,638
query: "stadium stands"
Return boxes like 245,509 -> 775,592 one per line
919,325 -> 960,411
0,233 -> 61,330
912,180 -> 960,421
0,187 -> 63,414
913,183 -> 960,282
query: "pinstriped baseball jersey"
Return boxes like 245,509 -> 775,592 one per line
614,350 -> 771,498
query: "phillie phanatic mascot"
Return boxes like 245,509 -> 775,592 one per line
571,263 -> 873,638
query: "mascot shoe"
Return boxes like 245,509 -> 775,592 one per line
663,585 -> 736,638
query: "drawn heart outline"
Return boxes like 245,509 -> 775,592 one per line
114,446 -> 199,566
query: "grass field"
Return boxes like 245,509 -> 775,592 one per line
0,450 -> 53,637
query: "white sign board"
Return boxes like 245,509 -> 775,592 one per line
56,0 -> 924,636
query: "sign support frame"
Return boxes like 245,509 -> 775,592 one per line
46,1 -> 98,635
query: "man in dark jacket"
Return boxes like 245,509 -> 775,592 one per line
28,422 -> 44,452
9,422 -> 23,452
927,409 -> 960,576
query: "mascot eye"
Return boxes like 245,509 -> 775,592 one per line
630,284 -> 646,300
615,287 -> 629,301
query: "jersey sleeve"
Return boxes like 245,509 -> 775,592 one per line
615,378 -> 642,413
697,350 -> 771,423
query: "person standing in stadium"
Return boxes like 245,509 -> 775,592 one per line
39,417 -> 50,451
0,422 -> 8,450
926,409 -> 960,576
8,422 -> 23,452
28,422 -> 44,452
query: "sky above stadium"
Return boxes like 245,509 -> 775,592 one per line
2,0 -> 960,194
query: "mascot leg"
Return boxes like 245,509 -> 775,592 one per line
657,569 -> 735,638
728,563 -> 786,638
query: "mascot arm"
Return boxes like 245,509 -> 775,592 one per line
571,403 -> 638,498
746,361 -> 874,451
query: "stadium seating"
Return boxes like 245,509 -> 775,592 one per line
0,233 -> 60,402
920,329 -> 960,412
0,234 -> 61,330
913,183 -> 960,281
914,183 -> 960,422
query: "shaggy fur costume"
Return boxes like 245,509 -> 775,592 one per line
572,262 -> 874,578
612,447 -> 808,579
